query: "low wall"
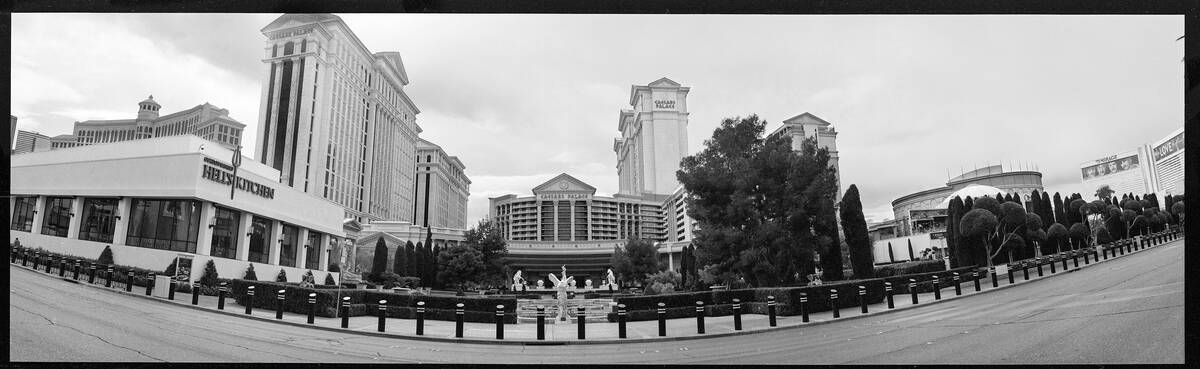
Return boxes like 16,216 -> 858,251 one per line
10,230 -> 337,284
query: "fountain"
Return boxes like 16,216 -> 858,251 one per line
546,265 -> 575,321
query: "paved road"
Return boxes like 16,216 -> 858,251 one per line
10,238 -> 1183,364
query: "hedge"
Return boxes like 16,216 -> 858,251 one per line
228,279 -> 517,323
874,260 -> 946,278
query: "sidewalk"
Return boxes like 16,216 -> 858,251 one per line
11,233 -> 1180,344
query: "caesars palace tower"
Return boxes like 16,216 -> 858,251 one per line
614,78 -> 691,197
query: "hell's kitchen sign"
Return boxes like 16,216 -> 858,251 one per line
202,157 -> 276,199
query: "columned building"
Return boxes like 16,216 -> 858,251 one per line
20,96 -> 245,153
256,13 -> 421,224
614,77 -> 690,197
767,112 -> 842,203
413,138 -> 471,230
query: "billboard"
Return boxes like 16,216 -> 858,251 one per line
1080,153 -> 1140,180
1152,131 -> 1184,162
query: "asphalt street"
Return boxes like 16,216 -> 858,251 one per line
9,237 -> 1184,364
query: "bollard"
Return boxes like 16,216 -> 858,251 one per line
496,304 -> 505,340
657,302 -> 668,336
1022,261 -> 1029,280
830,289 -> 840,318
126,271 -> 134,292
276,289 -> 287,319
989,267 -> 998,288
1061,253 -> 1069,270
909,279 -> 918,305
340,297 -> 351,328
59,259 -> 67,277
32,252 -> 39,270
695,301 -> 705,334
89,265 -> 96,284
617,304 -> 628,338
455,303 -> 465,338
306,293 -> 317,324
416,301 -> 426,335
106,267 -> 114,288
377,300 -> 387,332
1073,251 -> 1079,268
1119,242 -> 1125,256
1036,257 -> 1044,277
74,261 -> 81,280
884,283 -> 894,309
732,299 -> 743,331
578,306 -> 587,339
972,271 -> 981,291
146,273 -> 155,296
858,286 -> 868,314
193,284 -> 201,305
1103,245 -> 1109,260
933,276 -> 942,300
767,296 -> 777,327
167,280 -> 176,300
1084,249 -> 1090,264
953,273 -> 962,295
1007,265 -> 1014,285
536,306 -> 545,340
21,250 -> 28,266
1093,247 -> 1100,261
217,282 -> 228,310
245,286 -> 255,314
1049,257 -> 1056,274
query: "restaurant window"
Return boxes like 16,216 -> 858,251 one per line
126,198 -> 201,253
10,196 -> 37,232
248,216 -> 273,264
210,206 -> 241,259
279,223 -> 299,267
78,198 -> 119,243
41,197 -> 73,238
305,231 -> 322,270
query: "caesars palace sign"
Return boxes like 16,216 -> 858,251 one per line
537,193 -> 590,200
201,157 -> 276,199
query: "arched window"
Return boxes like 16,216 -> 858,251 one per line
272,44 -> 278,57
284,41 -> 295,55
301,39 -> 307,53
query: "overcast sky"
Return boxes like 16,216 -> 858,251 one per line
10,14 -> 1183,225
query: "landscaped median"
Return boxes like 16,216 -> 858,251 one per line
229,279 -> 518,323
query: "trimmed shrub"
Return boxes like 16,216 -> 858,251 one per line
244,264 -> 258,281
328,263 -> 341,273
199,260 -> 219,287
324,273 -> 337,285
164,259 -> 177,276
874,260 -> 946,278
98,246 -> 114,265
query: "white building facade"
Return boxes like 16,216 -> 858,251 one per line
413,138 -> 471,230
24,96 -> 245,153
13,130 -> 51,155
614,77 -> 690,197
256,14 -> 421,223
9,135 -> 344,284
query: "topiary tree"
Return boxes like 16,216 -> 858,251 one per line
906,239 -> 915,261
327,263 -> 341,273
1046,223 -> 1069,254
244,263 -> 258,280
1095,228 -> 1113,244
98,245 -> 114,265
1095,185 -> 1114,202
1069,223 -> 1089,248
393,241 -> 407,277
371,237 -> 388,279
164,259 -> 177,276
960,208 -> 1000,270
275,268 -> 288,282
840,184 -> 874,278
199,260 -> 219,287
1023,213 -> 1044,259
405,241 -> 417,278
1053,192 -> 1066,226
324,273 -> 336,286
1171,201 -> 1184,226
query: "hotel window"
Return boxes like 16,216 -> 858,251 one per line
279,223 -> 299,267
78,198 -> 119,243
126,198 -> 201,253
210,206 -> 241,260
10,196 -> 38,232
248,216 -> 273,264
40,197 -> 73,238
305,231 -> 322,269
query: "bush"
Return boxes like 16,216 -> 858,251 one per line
328,263 -> 341,273
164,259 -> 177,276
199,260 -> 219,287
98,246 -> 114,265
324,273 -> 337,286
275,269 -> 288,282
874,260 -> 946,278
645,281 -> 675,295
244,264 -> 257,280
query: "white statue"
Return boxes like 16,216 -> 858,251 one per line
546,265 -> 575,321
606,268 -> 616,286
512,270 -> 525,290
585,279 -> 593,289
536,279 -> 544,289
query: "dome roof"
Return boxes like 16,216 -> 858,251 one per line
939,184 -> 1004,208
139,95 -> 159,106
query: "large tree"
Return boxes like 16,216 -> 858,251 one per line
839,184 -> 874,278
946,196 -> 965,268
959,208 -> 1000,269
435,244 -> 483,291
610,238 -> 662,287
464,219 -> 510,286
677,115 -> 840,287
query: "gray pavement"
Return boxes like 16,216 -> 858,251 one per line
8,235 -> 1183,363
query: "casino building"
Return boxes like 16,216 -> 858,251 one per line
9,135 -> 344,285
12,130 -> 51,155
1081,127 -> 1184,198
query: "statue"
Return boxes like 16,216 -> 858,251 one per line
606,268 -> 616,287
585,279 -> 593,289
536,279 -> 544,289
546,265 -> 575,321
299,272 -> 316,288
512,270 -> 525,291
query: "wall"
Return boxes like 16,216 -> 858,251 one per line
872,233 -> 940,264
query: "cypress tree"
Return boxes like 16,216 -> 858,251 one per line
413,242 -> 424,285
1053,192 -> 1066,226
907,239 -> 915,261
393,240 -> 406,276
946,196 -> 963,268
371,237 -> 388,278
406,241 -> 417,278
1028,190 -> 1041,213
839,184 -> 874,278
1041,191 -> 1053,230
887,242 -> 895,263
429,244 -> 440,288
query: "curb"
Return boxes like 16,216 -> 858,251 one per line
9,235 -> 1180,345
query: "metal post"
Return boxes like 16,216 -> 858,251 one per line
1036,257 -> 1044,276
106,267 -> 114,288
953,273 -> 962,295
909,279 -> 918,304
617,304 -> 627,338
1103,245 -> 1109,260
146,273 -> 155,296
218,282 -> 227,310
830,289 -> 840,318
767,296 -> 777,327
276,289 -> 287,319
32,252 -> 39,270
858,286 -> 868,314
21,249 -> 28,266
59,259 -> 66,277
1022,261 -> 1029,280
933,276 -> 942,300
74,261 -> 81,280
972,271 -> 981,291
657,302 -> 667,336
496,304 -> 505,340
884,283 -> 894,309
695,301 -> 705,334
989,267 -> 998,288
1073,251 -> 1079,268
167,280 -> 176,300
245,286 -> 255,314
192,283 -> 201,305
1007,264 -> 1014,285
1049,257 -> 1056,273
455,303 -> 465,338
1061,253 -> 1069,270
306,293 -> 317,324
416,302 -> 426,335
732,299 -> 742,331
578,306 -> 587,339
89,265 -> 96,284
377,300 -> 387,332
340,297 -> 351,328
1119,242 -> 1125,255
536,305 -> 545,340
126,271 -> 134,292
